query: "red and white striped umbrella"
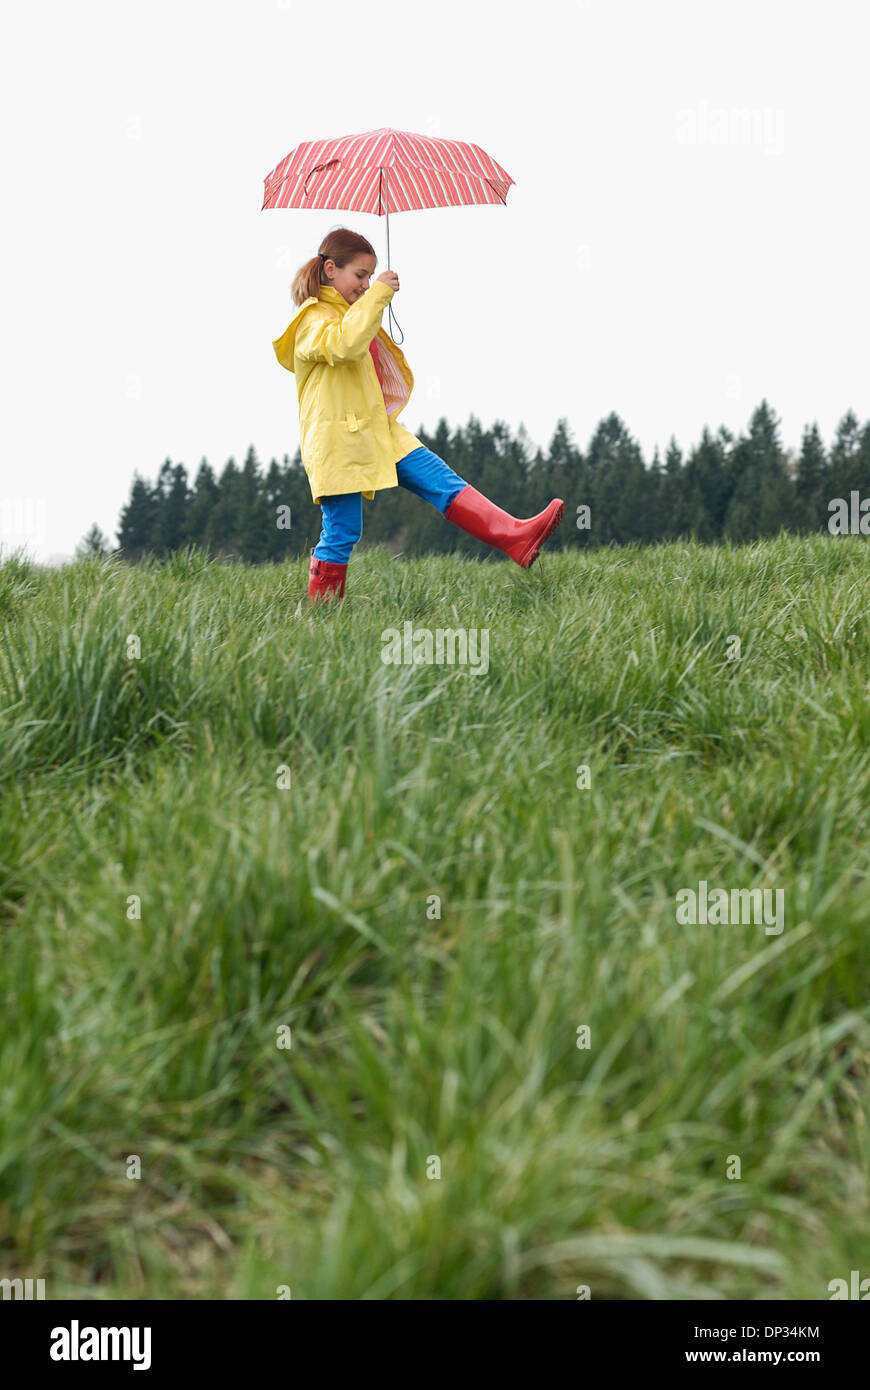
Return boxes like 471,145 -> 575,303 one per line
262,126 -> 514,271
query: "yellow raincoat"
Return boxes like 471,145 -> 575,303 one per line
272,280 -> 424,504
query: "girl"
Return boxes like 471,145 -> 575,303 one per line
272,227 -> 564,601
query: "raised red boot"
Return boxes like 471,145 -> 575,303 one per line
307,549 -> 347,602
444,486 -> 565,568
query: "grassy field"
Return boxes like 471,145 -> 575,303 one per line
1,534 -> 869,1300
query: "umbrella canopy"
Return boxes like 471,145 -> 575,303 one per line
262,126 -> 514,343
262,125 -> 514,264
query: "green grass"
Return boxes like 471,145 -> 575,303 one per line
1,534 -> 869,1299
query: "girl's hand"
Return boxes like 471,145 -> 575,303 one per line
376,270 -> 400,291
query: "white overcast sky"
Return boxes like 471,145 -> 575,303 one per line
3,0 -> 868,562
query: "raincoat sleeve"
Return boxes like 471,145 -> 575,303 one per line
294,281 -> 394,365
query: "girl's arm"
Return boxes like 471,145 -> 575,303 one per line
295,280 -> 394,366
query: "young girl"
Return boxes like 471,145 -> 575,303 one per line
272,227 -> 564,601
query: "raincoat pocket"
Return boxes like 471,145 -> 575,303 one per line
333,412 -> 374,465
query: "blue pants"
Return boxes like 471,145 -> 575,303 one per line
312,445 -> 468,564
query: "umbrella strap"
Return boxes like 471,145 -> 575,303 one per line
386,301 -> 404,346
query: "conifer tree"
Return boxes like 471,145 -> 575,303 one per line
77,523 -> 111,558
723,401 -> 794,539
660,438 -> 687,539
795,422 -> 829,531
587,415 -> 649,543
117,474 -> 159,559
207,459 -> 243,558
186,460 -> 220,550
828,410 -> 863,499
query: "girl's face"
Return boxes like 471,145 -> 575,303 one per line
324,253 -> 377,304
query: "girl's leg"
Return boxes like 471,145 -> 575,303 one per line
395,446 -> 467,514
396,446 -> 564,570
308,491 -> 363,600
313,492 -> 363,563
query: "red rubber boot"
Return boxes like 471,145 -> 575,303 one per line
307,549 -> 347,602
443,486 -> 565,568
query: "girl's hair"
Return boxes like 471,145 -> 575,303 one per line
289,226 -> 378,307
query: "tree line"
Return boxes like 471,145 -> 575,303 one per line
93,401 -> 870,562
